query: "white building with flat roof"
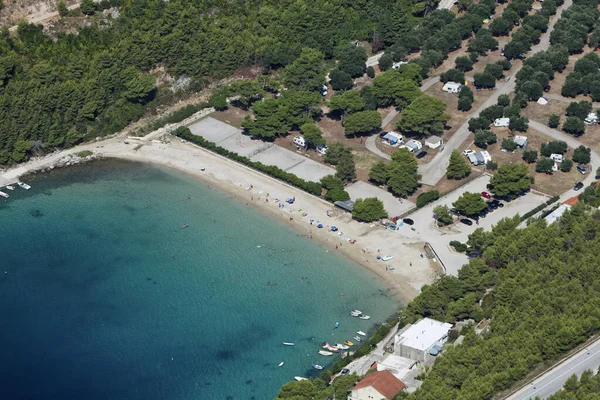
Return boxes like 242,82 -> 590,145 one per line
442,82 -> 461,93
394,318 -> 452,362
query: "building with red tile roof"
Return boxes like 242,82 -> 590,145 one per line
349,370 -> 405,400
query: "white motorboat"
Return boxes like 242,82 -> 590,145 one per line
325,345 -> 339,352
318,350 -> 333,356
278,362 -> 284,367
350,310 -> 362,317
336,343 -> 350,350
357,331 -> 366,336
5,186 -> 14,190
294,376 -> 308,381
0,191 -> 8,199
353,336 -> 363,342
312,364 -> 324,370
381,255 -> 393,261
17,182 -> 31,190
359,315 -> 371,320
282,342 -> 295,346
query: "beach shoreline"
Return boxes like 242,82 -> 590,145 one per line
1,136 -> 440,304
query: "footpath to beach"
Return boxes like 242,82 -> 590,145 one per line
0,131 -> 440,303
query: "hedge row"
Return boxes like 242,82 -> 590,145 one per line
174,127 -> 322,195
521,195 -> 560,221
416,190 -> 440,208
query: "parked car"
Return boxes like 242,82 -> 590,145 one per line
460,218 -> 473,226
463,149 -> 475,156
416,151 -> 427,159
478,210 -> 487,218
471,214 -> 480,221
450,208 -> 461,215
577,165 -> 587,175
574,182 -> 584,191
402,218 -> 414,225
341,368 -> 350,375
490,199 -> 504,208
487,201 -> 498,209
486,183 -> 494,191
481,191 -> 492,199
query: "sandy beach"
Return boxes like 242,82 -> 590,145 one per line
0,135 -> 440,303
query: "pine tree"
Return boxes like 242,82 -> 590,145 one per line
446,150 -> 471,179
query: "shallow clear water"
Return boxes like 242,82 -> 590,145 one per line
0,160 -> 399,400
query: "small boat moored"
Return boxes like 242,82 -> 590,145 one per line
350,310 -> 362,317
278,362 -> 284,367
17,182 -> 31,190
353,336 -> 363,342
0,191 -> 8,199
336,343 -> 350,350
359,315 -> 371,320
312,364 -> 324,370
282,342 -> 295,346
318,350 -> 333,356
334,322 -> 339,329
5,186 -> 14,190
294,376 -> 308,381
357,331 -> 367,336
344,340 -> 354,346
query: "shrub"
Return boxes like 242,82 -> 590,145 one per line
560,158 -> 573,172
416,190 -> 440,208
450,240 -> 467,252
366,66 -> 376,78
548,113 -> 560,128
501,138 -> 518,151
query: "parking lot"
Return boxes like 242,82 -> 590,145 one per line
400,175 -> 550,275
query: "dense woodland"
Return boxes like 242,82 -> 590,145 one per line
0,0 -> 437,165
403,206 -> 600,399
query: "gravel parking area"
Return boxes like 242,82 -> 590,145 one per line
401,175 -> 550,275
345,181 -> 416,217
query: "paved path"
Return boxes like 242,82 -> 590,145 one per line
505,338 -> 600,400
528,119 -> 598,201
417,0 -> 573,186
365,76 -> 441,161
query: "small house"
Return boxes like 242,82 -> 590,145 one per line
381,132 -> 404,147
493,118 -> 510,127
550,153 -> 563,163
513,135 -> 528,148
401,139 -> 423,153
442,82 -> 461,94
425,135 -> 443,149
348,370 -> 406,400
468,150 -> 491,166
585,113 -> 598,125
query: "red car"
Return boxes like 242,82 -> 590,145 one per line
481,191 -> 492,199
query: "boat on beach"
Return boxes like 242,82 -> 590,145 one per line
282,342 -> 295,346
17,182 -> 31,190
357,331 -> 366,336
5,186 -> 14,190
312,364 -> 324,370
381,255 -> 393,261
344,340 -> 354,346
0,191 -> 9,199
294,376 -> 308,381
359,315 -> 371,320
318,350 -> 333,356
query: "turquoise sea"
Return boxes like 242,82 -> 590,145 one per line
0,160 -> 399,400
